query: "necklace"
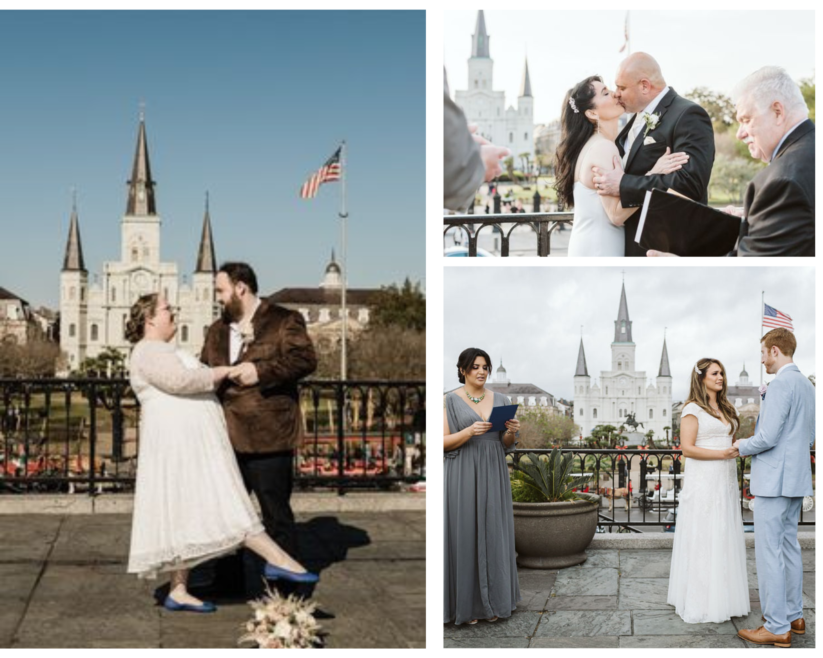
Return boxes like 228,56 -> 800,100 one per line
465,388 -> 485,404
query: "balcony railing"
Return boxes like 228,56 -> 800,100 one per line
0,378 -> 426,495
511,448 -> 815,532
444,212 -> 574,257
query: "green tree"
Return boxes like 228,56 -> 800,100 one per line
799,77 -> 815,122
685,87 -> 736,131
77,346 -> 128,377
644,429 -> 655,443
516,407 -> 580,448
503,156 -> 515,181
0,338 -> 62,377
710,153 -> 762,204
368,279 -> 425,332
587,424 -> 620,448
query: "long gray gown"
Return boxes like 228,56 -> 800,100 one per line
443,391 -> 521,625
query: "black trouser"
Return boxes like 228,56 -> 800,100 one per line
236,449 -> 297,596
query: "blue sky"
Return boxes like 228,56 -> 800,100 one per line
0,11 -> 425,308
445,10 -> 814,125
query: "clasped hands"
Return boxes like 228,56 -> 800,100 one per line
214,362 -> 259,387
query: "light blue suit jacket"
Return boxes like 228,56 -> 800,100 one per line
738,364 -> 815,497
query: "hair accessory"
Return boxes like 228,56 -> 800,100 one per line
568,97 -> 579,114
694,363 -> 702,375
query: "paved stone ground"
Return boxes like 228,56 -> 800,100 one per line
444,546 -> 815,648
0,511 -> 425,648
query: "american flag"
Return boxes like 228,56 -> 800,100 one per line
299,147 -> 342,199
763,304 -> 793,332
618,12 -> 629,53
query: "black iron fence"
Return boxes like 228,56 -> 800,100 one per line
511,448 -> 816,532
0,378 -> 426,494
444,212 -> 574,257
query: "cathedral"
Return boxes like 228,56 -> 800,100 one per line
59,115 -> 219,371
573,282 -> 673,440
453,10 -> 535,166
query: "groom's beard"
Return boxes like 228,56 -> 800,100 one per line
220,293 -> 244,323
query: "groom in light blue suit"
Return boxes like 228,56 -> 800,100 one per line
733,328 -> 814,647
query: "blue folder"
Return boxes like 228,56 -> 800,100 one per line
488,404 -> 519,433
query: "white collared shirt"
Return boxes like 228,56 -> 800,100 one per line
625,86 -> 671,150
773,362 -> 795,379
229,298 -> 261,364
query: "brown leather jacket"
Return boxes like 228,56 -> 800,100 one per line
201,299 -> 317,454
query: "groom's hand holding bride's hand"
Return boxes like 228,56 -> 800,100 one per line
228,362 -> 259,387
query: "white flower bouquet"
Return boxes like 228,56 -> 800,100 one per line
238,584 -> 323,649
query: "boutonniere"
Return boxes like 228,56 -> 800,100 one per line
759,384 -> 768,400
641,111 -> 660,137
238,319 -> 255,349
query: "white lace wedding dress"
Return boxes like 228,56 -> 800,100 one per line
567,182 -> 625,257
127,339 -> 264,579
667,402 -> 750,622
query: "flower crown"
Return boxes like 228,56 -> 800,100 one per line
694,363 -> 702,375
568,97 -> 580,114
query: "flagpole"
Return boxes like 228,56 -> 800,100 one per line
340,140 -> 348,382
760,291 -> 764,386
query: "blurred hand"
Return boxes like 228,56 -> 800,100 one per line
591,156 -> 624,196
467,421 -> 493,436
646,250 -> 679,257
722,205 -> 745,218
723,447 -> 740,460
505,419 -> 520,434
480,144 -> 510,182
229,362 -> 259,387
467,123 -> 491,146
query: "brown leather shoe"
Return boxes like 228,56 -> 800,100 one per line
761,616 -> 806,635
738,626 -> 792,647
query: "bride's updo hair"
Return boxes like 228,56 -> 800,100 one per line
554,75 -> 602,210
686,357 -> 739,436
125,293 -> 160,344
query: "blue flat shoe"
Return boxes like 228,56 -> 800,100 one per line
264,563 -> 319,584
163,596 -> 217,613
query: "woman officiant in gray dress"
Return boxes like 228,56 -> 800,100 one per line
443,347 -> 521,625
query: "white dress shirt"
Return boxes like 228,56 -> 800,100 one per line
229,298 -> 261,364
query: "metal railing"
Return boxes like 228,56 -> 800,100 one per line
0,378 -> 425,495
511,448 -> 815,532
444,212 -> 574,257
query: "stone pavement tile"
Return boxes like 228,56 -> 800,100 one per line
553,568 -> 618,596
0,562 -> 43,604
161,602 -> 250,649
330,513 -> 421,542
803,572 -> 815,605
446,637 -> 530,648
750,588 -> 760,602
534,610 -> 631,637
802,549 -> 815,572
321,600 -> 418,648
519,591 -> 549,611
530,636 -> 619,648
342,541 -> 423,561
545,596 -> 617,611
49,514 -> 131,564
619,550 -> 672,578
620,635 -> 747,648
444,611 -> 542,638
576,550 -> 619,569
360,560 -> 426,595
618,578 -> 670,611
0,605 -> 27,647
0,516 -> 62,563
517,569 -> 557,593
632,610 -> 738,636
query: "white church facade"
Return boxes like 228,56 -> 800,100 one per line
573,282 -> 673,440
59,115 -> 219,371
453,10 -> 535,167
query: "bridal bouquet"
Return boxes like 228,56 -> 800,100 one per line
238,584 -> 323,649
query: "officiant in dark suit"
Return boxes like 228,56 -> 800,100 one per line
592,53 -> 715,257
729,66 -> 814,257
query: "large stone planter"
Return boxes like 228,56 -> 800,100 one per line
512,498 -> 600,569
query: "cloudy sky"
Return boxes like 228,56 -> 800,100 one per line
443,266 -> 815,402
444,10 -> 815,125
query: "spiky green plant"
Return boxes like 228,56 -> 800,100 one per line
511,450 -> 599,504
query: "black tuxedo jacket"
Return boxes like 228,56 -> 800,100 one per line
731,119 -> 815,257
617,88 -> 715,257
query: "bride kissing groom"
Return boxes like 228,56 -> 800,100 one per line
668,328 -> 813,648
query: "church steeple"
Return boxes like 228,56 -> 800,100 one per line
658,337 -> 671,377
471,10 -> 490,58
126,110 -> 157,216
62,191 -> 86,272
195,192 -> 217,273
519,57 -> 533,98
575,338 -> 589,377
613,281 -> 633,343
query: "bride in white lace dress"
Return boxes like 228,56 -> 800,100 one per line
667,358 -> 750,623
554,75 -> 689,257
125,294 -> 317,613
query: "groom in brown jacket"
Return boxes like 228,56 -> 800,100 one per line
201,262 -> 317,593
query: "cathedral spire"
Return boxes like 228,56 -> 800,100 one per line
613,281 -> 633,343
62,190 -> 86,272
575,338 -> 589,377
471,10 -> 490,58
126,110 -> 157,216
658,336 -> 671,377
195,192 -> 217,273
519,57 -> 533,97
